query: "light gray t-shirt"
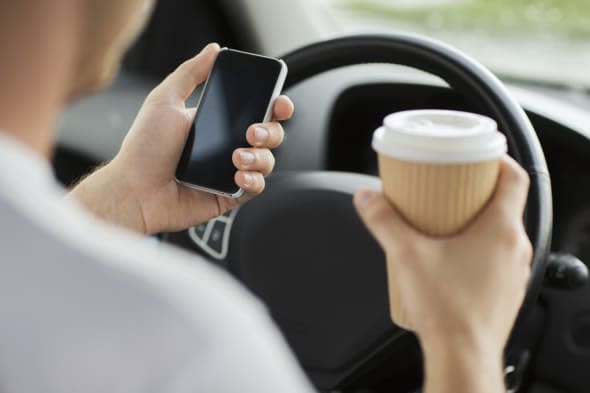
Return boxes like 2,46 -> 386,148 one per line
0,134 -> 315,393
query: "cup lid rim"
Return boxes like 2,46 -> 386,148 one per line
373,110 -> 507,163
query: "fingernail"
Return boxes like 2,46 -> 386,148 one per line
255,127 -> 269,145
200,43 -> 220,56
355,190 -> 378,209
239,151 -> 255,165
243,173 -> 254,187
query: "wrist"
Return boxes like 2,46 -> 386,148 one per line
420,332 -> 505,393
70,161 -> 147,234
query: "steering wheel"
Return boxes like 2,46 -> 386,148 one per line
164,34 -> 552,391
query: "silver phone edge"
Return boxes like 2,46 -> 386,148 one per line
175,179 -> 246,199
177,54 -> 288,200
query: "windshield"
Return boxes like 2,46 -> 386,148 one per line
321,0 -> 590,89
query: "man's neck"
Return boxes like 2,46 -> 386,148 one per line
0,2 -> 79,159
0,114 -> 58,160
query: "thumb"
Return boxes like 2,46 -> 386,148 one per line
151,43 -> 221,103
353,190 -> 419,250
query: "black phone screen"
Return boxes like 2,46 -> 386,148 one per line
175,49 -> 284,195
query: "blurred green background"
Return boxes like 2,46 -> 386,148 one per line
340,0 -> 590,40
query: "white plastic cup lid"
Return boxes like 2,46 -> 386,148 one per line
372,110 -> 507,163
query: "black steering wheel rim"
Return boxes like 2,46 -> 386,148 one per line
281,33 -> 552,315
164,33 -> 553,391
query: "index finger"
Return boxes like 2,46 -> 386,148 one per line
486,155 -> 530,218
354,190 -> 426,251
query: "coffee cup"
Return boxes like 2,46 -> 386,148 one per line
372,109 -> 507,328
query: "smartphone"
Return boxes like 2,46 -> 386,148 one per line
175,48 -> 288,198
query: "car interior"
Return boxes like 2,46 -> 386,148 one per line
54,1 -> 590,392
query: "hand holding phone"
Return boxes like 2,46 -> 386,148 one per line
175,48 -> 288,198
75,44 -> 292,235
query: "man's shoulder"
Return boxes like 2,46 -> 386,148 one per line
0,190 -> 272,392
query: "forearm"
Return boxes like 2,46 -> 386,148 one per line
69,163 -> 147,233
421,336 -> 505,393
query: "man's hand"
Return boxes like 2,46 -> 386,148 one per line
71,43 -> 294,234
354,156 -> 532,393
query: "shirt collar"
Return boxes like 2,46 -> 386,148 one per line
0,132 -> 60,195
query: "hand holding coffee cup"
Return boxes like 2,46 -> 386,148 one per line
372,110 -> 507,328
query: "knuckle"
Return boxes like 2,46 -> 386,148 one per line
507,162 -> 530,187
364,199 -> 398,234
521,237 -> 533,264
499,220 -> 532,264
516,166 -> 530,188
367,197 -> 391,221
391,243 -> 419,265
500,221 -> 523,249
